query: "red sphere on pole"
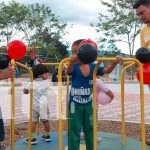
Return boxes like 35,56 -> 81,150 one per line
7,40 -> 27,60
136,62 -> 150,84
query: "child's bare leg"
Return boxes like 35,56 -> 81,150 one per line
31,122 -> 38,139
41,120 -> 51,141
42,120 -> 50,133
32,122 -> 37,133
25,122 -> 37,144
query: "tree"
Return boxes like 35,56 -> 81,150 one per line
0,1 -> 28,44
0,1 -> 69,60
17,3 -> 69,60
92,0 -> 143,57
98,41 -> 121,57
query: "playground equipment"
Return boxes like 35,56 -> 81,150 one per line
29,47 -> 44,65
135,47 -> 150,84
6,40 -> 28,150
136,62 -> 150,84
5,55 -> 150,150
7,40 -> 27,60
92,58 -> 146,150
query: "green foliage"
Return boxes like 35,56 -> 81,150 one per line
98,41 -> 121,57
20,3 -> 69,59
0,1 -> 28,43
0,1 -> 69,59
92,0 -> 143,57
98,41 -> 121,66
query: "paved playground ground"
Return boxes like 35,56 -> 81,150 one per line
0,78 -> 149,125
1,78 -> 150,149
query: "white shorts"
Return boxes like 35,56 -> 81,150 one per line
32,99 -> 50,122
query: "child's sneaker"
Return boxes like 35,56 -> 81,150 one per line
41,135 -> 51,142
80,132 -> 102,142
80,132 -> 85,140
97,136 -> 102,142
146,139 -> 150,146
25,138 -> 37,144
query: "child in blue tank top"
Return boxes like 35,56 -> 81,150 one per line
67,39 -> 122,150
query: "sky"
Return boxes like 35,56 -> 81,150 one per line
1,0 -> 140,54
47,0 -> 105,41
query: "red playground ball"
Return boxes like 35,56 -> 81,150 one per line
7,40 -> 27,60
136,62 -> 150,84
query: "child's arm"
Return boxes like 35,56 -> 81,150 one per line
66,55 -> 78,74
103,56 -> 123,74
106,90 -> 114,99
0,65 -> 15,80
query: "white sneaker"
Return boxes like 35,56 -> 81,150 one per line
80,132 -> 102,142
96,136 -> 102,142
80,132 -> 85,140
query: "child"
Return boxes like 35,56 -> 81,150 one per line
67,39 -> 122,150
0,54 -> 15,149
23,64 -> 51,144
51,67 -> 67,85
51,68 -> 58,83
80,78 -> 114,140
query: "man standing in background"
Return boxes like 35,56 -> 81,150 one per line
133,0 -> 150,146
133,0 -> 150,48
